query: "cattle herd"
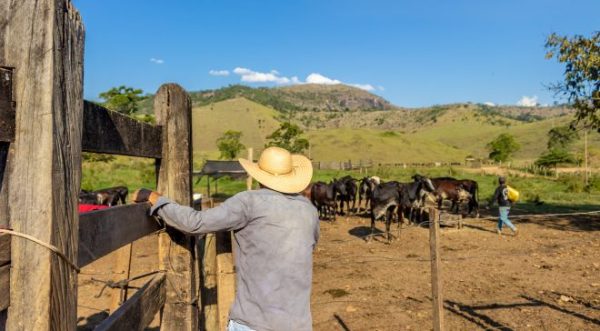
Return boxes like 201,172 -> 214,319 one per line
78,176 -> 479,243
308,175 -> 479,242
79,186 -> 129,207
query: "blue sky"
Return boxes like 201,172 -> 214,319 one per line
73,0 -> 599,108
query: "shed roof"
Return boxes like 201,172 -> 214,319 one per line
193,160 -> 248,179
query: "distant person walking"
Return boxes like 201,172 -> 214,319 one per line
492,176 -> 517,236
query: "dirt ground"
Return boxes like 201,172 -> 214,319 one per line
77,211 -> 600,331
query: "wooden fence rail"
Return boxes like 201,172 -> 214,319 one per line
78,203 -> 161,267
82,101 -> 162,158
95,274 -> 167,331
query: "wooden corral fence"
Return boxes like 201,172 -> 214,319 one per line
0,1 -> 233,330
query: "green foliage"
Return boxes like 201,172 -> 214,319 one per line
191,85 -> 307,113
99,86 -> 147,115
486,133 -> 520,162
265,122 -> 309,153
558,174 -> 585,193
545,32 -> 600,131
81,156 -> 156,192
547,125 -> 579,149
535,148 -> 577,168
133,113 -> 156,124
82,152 -> 115,163
216,130 -> 246,160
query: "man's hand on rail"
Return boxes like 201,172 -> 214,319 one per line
131,188 -> 162,206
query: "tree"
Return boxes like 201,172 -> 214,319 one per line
216,130 -> 245,160
99,85 -> 146,115
535,148 -> 576,168
545,32 -> 600,131
486,133 -> 520,162
547,125 -> 579,150
265,122 -> 310,153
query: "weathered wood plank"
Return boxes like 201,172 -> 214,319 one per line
155,84 -> 198,331
0,234 -> 9,266
82,101 -> 162,158
0,264 -> 9,311
216,232 -> 236,331
78,203 -> 160,268
429,208 -> 445,331
95,274 -> 166,331
109,243 -> 133,313
5,1 -> 84,330
201,234 -> 219,331
0,68 -> 14,143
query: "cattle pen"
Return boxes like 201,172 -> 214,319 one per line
0,2 -> 239,330
0,2 -> 453,330
9,1 -> 596,331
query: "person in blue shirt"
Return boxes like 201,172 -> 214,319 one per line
492,176 -> 518,236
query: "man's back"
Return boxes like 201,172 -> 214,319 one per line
229,189 -> 319,331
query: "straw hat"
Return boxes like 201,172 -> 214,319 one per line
238,147 -> 313,194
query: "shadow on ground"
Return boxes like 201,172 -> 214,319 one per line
444,294 -> 600,330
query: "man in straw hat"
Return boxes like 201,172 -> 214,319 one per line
132,146 -> 319,331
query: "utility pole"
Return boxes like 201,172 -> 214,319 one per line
584,129 -> 589,186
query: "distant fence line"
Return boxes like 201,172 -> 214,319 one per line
311,160 -> 480,171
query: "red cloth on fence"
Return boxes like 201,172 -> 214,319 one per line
78,204 -> 109,213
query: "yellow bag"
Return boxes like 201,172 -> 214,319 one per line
507,185 -> 519,202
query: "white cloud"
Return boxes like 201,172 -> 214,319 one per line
350,83 -> 375,91
305,73 -> 341,85
230,67 -> 380,92
209,69 -> 230,76
517,95 -> 538,107
150,58 -> 164,64
484,101 -> 495,106
233,67 -> 291,84
377,86 -> 385,91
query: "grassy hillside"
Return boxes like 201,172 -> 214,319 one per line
306,128 -> 467,162
192,97 -> 280,160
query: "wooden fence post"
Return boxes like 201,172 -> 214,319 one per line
202,234 -> 219,331
246,148 -> 253,191
429,207 -> 444,331
5,1 -> 84,330
216,232 -> 235,331
154,84 -> 198,331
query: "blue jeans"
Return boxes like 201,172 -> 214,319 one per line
228,320 -> 255,331
498,206 -> 516,231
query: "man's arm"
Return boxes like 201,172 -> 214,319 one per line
150,192 -> 251,235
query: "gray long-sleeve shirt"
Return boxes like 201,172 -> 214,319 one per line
150,189 -> 320,331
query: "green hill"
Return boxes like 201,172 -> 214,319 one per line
192,97 -> 280,160
184,84 -> 599,165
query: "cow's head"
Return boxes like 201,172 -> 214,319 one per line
333,179 -> 348,195
414,175 -> 436,192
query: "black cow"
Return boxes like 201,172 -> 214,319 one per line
337,175 -> 357,215
397,174 -> 437,224
368,181 -> 401,243
431,177 -> 479,217
311,181 -> 337,221
358,177 -> 377,213
79,186 -> 129,207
